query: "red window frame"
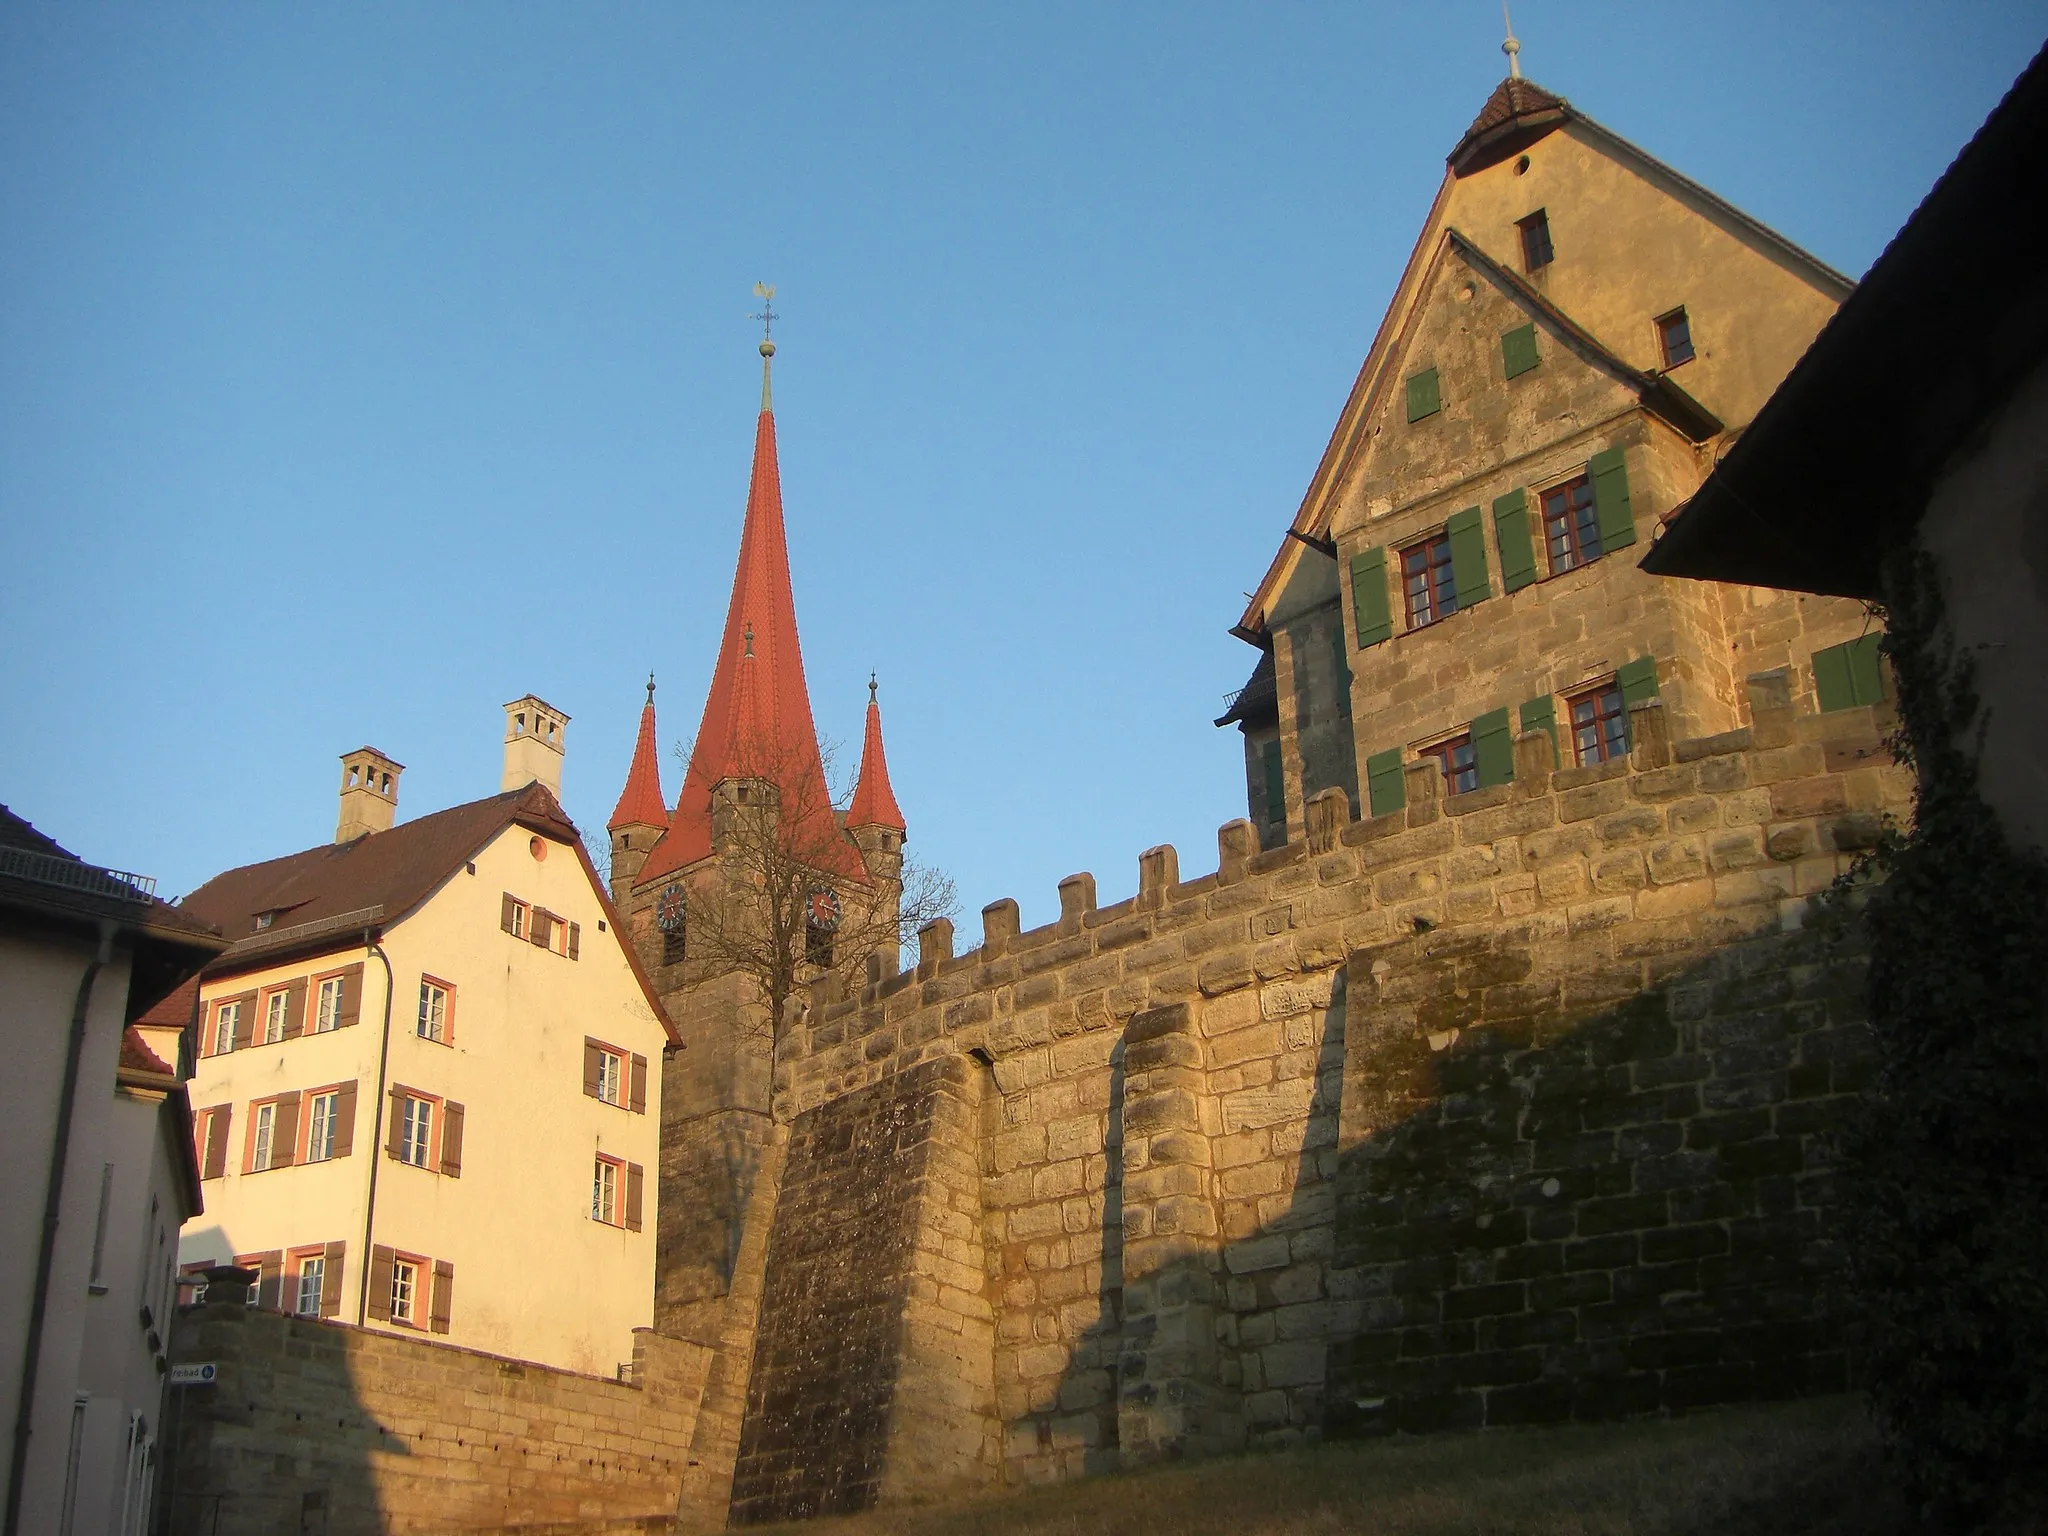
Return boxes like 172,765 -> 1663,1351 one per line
1568,681 -> 1629,766
1419,733 -> 1479,796
1541,474 -> 1599,575
1400,533 -> 1458,629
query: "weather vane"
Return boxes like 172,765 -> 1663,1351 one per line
751,281 -> 779,351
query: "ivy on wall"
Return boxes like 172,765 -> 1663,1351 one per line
1832,548 -> 2048,1531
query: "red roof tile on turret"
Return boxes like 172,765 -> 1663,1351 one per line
636,398 -> 866,888
846,683 -> 906,833
608,685 -> 669,832
1448,76 -> 1571,176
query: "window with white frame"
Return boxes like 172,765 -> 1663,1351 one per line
592,1157 -> 620,1225
596,1049 -> 622,1107
389,1258 -> 417,1324
399,1097 -> 433,1167
417,980 -> 449,1044
251,1103 -> 277,1172
211,1000 -> 241,1056
306,1091 -> 339,1162
315,976 -> 345,1032
295,1256 -> 325,1316
262,990 -> 289,1045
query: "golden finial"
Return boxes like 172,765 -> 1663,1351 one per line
751,282 -> 778,409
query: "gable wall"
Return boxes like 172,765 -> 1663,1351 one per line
1441,122 -> 1848,430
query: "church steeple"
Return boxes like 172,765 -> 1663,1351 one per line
634,324 -> 865,889
607,675 -> 668,899
847,676 -> 907,835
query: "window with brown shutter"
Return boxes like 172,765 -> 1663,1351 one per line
530,909 -> 554,949
438,1102 -> 464,1177
582,1040 -> 603,1099
629,1054 -> 648,1115
229,989 -> 258,1052
281,977 -> 308,1039
251,1251 -> 284,1310
332,1082 -> 358,1158
333,963 -> 364,1031
319,1241 -> 346,1318
200,1107 -> 231,1180
500,893 -> 519,934
429,1261 -> 454,1334
270,1094 -> 301,1169
367,1245 -> 395,1322
386,1088 -> 407,1160
625,1163 -> 644,1233
566,922 -> 580,961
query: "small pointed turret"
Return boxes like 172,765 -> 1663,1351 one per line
608,675 -> 669,899
847,676 -> 907,835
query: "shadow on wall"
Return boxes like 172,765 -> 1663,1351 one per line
161,1266 -> 395,1536
1049,901 -> 1872,1462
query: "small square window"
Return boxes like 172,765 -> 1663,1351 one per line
1400,533 -> 1459,629
1567,681 -> 1629,766
1541,474 -> 1600,575
1657,307 -> 1695,368
1420,733 -> 1479,796
1518,209 -> 1554,270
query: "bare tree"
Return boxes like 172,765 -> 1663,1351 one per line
655,735 -> 954,1043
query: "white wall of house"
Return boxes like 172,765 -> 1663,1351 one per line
178,821 -> 666,1377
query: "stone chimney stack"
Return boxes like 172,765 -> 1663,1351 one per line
336,747 -> 403,843
502,695 -> 569,796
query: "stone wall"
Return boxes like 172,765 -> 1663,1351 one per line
705,671 -> 1908,1509
164,1280 -> 710,1536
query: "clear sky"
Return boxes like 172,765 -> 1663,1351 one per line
3,4 -> 2043,934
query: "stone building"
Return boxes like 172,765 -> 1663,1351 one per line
1220,71 -> 1881,848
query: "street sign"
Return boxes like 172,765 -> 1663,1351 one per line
168,1363 -> 217,1387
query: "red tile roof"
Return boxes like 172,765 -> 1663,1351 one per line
635,398 -> 867,888
120,1026 -> 175,1077
846,684 -> 906,833
608,688 -> 669,832
1448,76 -> 1571,175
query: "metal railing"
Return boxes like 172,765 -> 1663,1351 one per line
221,905 -> 385,958
0,846 -> 156,901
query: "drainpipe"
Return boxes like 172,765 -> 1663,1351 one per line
355,932 -> 397,1326
6,919 -> 114,1536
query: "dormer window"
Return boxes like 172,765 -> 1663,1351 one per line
254,912 -> 276,931
1518,209 -> 1554,271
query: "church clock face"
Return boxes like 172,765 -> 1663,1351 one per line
806,886 -> 843,932
656,884 -> 687,934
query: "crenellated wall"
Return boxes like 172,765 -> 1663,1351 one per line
687,670 -> 1910,1518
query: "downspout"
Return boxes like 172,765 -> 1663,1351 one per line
354,932 -> 397,1326
5,919 -> 114,1536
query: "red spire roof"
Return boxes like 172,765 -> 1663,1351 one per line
636,382 -> 866,887
846,680 -> 906,833
607,679 -> 669,832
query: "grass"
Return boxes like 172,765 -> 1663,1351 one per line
742,1397 -> 1913,1536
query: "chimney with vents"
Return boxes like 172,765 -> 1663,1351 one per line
503,695 -> 569,796
337,747 -> 403,843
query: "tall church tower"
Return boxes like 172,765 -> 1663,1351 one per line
606,320 -> 910,1322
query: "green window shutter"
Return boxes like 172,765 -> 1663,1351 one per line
1617,655 -> 1660,707
1847,632 -> 1885,704
1366,748 -> 1406,818
1472,708 -> 1514,788
1519,693 -> 1559,767
1589,445 -> 1636,552
1501,323 -> 1539,379
1446,506 -> 1492,609
1809,636 -> 1888,710
1493,489 -> 1537,593
1260,739 -> 1286,825
1330,625 -> 1352,715
1406,367 -> 1440,423
1350,547 -> 1392,647
1813,640 -> 1857,712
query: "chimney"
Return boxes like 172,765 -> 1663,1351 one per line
337,747 -> 403,843
503,695 -> 569,796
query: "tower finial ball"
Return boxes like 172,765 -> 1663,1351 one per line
760,339 -> 776,359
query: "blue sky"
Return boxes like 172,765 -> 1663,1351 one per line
3,4 -> 2043,932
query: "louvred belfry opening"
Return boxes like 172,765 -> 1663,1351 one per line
633,378 -> 866,888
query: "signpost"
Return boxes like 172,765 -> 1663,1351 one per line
168,1362 -> 217,1387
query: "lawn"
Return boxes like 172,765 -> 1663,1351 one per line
742,1397 -> 1910,1536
